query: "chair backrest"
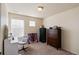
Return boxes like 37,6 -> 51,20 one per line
18,35 -> 28,43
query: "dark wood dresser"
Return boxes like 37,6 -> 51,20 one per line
47,26 -> 61,49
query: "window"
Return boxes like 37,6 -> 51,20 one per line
29,20 -> 36,27
11,19 -> 24,37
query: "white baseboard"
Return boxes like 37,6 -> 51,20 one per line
62,48 -> 76,55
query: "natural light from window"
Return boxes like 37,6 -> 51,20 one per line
29,20 -> 36,27
11,19 -> 24,37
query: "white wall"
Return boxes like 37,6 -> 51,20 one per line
0,3 -> 8,54
8,13 -> 43,34
0,3 -> 1,52
44,7 -> 79,54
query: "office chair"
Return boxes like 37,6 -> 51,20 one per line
18,35 -> 29,51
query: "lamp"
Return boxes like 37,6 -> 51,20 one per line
38,6 -> 44,11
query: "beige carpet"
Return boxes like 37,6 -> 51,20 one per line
19,42 -> 74,55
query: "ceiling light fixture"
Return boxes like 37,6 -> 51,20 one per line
38,6 -> 44,11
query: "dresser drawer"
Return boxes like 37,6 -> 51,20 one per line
51,43 -> 57,47
48,37 -> 57,42
47,41 -> 57,48
47,39 -> 57,44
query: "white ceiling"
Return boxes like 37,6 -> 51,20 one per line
7,3 -> 79,18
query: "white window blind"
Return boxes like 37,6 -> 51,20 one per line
11,19 -> 24,37
29,20 -> 36,27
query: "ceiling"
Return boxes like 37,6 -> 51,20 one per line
6,3 -> 79,19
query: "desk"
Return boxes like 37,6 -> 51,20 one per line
10,37 -> 18,44
4,39 -> 18,55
